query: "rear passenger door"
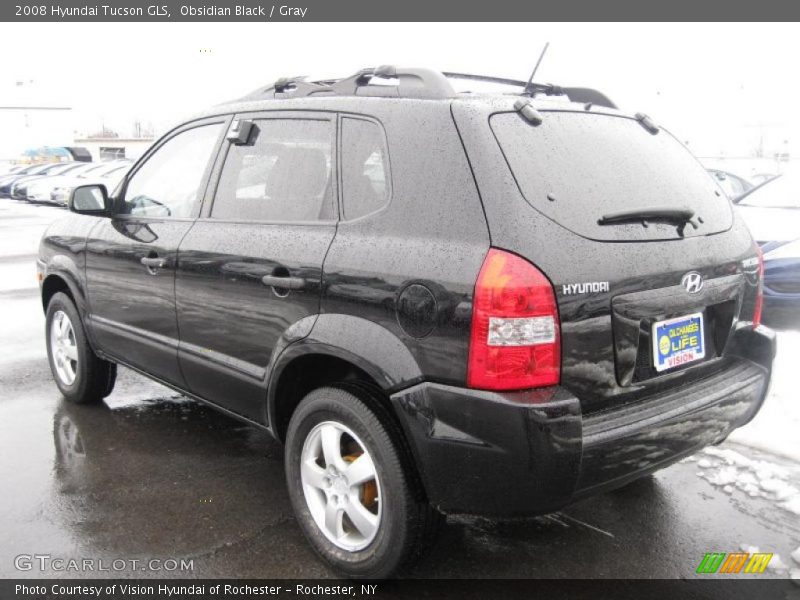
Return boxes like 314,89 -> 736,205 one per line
175,112 -> 338,423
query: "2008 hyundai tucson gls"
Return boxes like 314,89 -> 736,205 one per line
37,66 -> 776,578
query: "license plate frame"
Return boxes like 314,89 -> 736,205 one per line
651,312 -> 705,372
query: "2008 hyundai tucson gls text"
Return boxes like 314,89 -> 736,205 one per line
37,66 -> 776,578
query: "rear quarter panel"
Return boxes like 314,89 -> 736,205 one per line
319,99 -> 490,389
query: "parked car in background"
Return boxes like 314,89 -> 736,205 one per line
0,163 -> 66,196
11,162 -> 88,200
48,161 -> 132,206
736,173 -> 800,324
19,162 -> 102,202
2,162 -> 81,198
737,174 -> 800,243
23,161 -> 128,204
751,173 -> 777,185
0,164 -> 27,176
708,168 -> 754,200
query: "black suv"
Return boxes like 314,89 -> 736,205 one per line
38,67 -> 776,578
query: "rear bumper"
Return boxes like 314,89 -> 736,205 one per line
389,324 -> 776,516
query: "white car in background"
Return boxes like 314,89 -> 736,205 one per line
23,162 -> 111,202
14,162 -> 93,200
46,161 -> 132,206
736,172 -> 800,244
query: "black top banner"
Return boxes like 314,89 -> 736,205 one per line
3,0 -> 800,21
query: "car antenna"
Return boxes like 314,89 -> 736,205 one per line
523,42 -> 550,96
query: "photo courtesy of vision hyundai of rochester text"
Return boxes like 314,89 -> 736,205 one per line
36,67 -> 776,578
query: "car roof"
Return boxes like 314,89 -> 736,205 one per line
186,67 -> 628,123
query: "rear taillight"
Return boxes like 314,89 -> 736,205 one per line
467,249 -> 561,390
753,246 -> 764,328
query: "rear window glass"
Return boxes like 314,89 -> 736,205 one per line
490,111 -> 732,241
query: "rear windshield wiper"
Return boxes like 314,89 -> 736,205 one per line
598,206 -> 698,229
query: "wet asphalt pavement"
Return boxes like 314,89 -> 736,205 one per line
1,201 -> 799,581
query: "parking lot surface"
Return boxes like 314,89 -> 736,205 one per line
1,201 -> 799,580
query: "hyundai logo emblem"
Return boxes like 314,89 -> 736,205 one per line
681,271 -> 704,294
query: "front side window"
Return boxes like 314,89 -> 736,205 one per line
120,123 -> 223,218
341,117 -> 389,220
211,118 -> 334,222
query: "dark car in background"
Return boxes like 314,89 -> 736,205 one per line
37,67 -> 775,578
737,173 -> 800,325
10,162 -> 88,200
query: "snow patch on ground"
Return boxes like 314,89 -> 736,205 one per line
791,569 -> 800,586
768,554 -> 789,572
729,330 -> 800,463
696,447 -> 800,515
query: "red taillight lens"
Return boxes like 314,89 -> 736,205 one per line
753,245 -> 764,328
467,249 -> 561,390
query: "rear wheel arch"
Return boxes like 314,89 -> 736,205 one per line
267,315 -> 425,442
269,351 -> 391,444
271,352 -> 433,510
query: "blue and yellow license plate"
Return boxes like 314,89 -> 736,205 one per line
652,312 -> 705,372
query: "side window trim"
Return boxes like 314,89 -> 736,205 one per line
336,113 -> 393,223
115,115 -> 232,221
200,110 -> 339,225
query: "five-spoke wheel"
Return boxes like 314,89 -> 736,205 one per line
285,385 -> 442,579
49,310 -> 78,385
300,420 -> 381,551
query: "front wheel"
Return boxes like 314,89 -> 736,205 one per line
284,385 -> 441,579
45,292 -> 116,404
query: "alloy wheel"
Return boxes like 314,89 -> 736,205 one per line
300,420 -> 382,552
50,310 -> 78,385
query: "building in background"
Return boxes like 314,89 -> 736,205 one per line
71,136 -> 154,162
0,80 -> 74,162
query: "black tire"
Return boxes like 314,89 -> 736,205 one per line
284,385 -> 441,579
45,292 -> 116,404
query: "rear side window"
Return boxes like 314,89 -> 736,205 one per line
341,117 -> 389,220
211,119 -> 334,222
490,111 -> 733,241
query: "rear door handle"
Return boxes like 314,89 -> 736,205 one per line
140,256 -> 167,269
261,275 -> 305,290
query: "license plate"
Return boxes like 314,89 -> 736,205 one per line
652,312 -> 705,372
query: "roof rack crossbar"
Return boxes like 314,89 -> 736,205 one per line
330,66 -> 455,99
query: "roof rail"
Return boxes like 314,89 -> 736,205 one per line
239,66 -> 455,101
331,66 -> 455,99
442,72 -> 617,109
236,67 -> 616,108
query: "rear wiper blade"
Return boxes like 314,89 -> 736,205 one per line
598,206 -> 698,229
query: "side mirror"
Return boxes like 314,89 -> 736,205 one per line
69,184 -> 110,216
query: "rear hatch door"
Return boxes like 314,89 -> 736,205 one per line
453,99 -> 760,414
